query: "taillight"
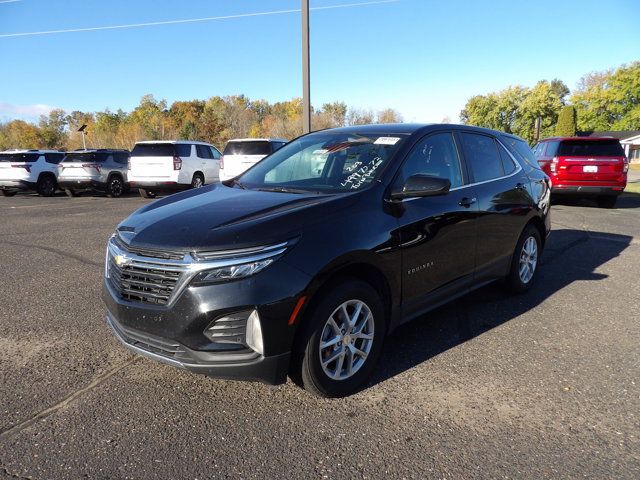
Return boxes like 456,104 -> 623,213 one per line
12,164 -> 31,173
127,158 -> 131,170
623,157 -> 629,173
173,155 -> 182,170
83,163 -> 101,173
219,155 -> 224,170
549,156 -> 559,173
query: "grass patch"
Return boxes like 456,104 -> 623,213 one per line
630,163 -> 640,171
625,182 -> 640,194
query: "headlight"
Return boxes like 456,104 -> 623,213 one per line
191,241 -> 291,284
195,258 -> 275,283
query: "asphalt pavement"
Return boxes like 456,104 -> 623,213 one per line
1,190 -> 639,479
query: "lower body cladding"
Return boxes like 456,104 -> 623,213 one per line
128,180 -> 188,192
102,260 -> 312,384
0,179 -> 34,192
58,178 -> 107,191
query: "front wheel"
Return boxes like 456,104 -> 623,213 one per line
292,279 -> 386,398
505,225 -> 542,293
139,188 -> 157,199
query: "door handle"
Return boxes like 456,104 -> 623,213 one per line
459,197 -> 477,208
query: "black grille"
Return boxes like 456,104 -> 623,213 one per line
206,314 -> 247,345
108,259 -> 181,305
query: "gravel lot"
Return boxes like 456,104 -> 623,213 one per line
1,190 -> 639,479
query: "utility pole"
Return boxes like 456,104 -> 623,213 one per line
302,0 -> 311,133
78,124 -> 87,150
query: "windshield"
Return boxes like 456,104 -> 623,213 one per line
224,141 -> 271,156
558,140 -> 624,157
63,152 -> 109,163
237,132 -> 407,193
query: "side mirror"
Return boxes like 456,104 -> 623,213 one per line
391,174 -> 451,200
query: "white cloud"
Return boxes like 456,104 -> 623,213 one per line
0,103 -> 57,121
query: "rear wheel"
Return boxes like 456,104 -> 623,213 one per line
597,195 -> 617,209
1,190 -> 17,197
139,188 -> 157,199
291,279 -> 386,398
106,175 -> 125,198
505,225 -> 541,293
64,188 -> 78,198
37,175 -> 56,197
191,173 -> 204,188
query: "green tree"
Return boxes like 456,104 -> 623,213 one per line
38,109 -> 67,149
571,62 -> 640,131
555,105 -> 577,136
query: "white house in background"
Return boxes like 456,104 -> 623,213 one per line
580,130 -> 640,163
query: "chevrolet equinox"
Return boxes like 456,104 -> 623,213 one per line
103,124 -> 551,397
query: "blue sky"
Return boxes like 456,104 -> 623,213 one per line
0,0 -> 639,124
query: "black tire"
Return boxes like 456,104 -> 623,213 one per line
139,188 -> 157,199
505,224 -> 542,293
64,188 -> 78,198
1,190 -> 17,197
36,175 -> 57,197
106,175 -> 125,198
596,195 -> 617,209
191,173 -> 205,189
291,279 -> 386,398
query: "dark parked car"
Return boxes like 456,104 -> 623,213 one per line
103,124 -> 551,397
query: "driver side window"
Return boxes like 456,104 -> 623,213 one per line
397,132 -> 463,189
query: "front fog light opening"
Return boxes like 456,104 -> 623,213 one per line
245,310 -> 264,355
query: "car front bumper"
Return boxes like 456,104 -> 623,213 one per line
107,312 -> 290,384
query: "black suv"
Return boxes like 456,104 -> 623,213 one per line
103,124 -> 551,397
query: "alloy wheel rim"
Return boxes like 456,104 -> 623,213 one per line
519,236 -> 538,284
193,177 -> 203,188
111,179 -> 123,196
319,299 -> 374,381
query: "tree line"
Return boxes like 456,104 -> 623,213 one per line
0,95 -> 403,151
460,61 -> 640,144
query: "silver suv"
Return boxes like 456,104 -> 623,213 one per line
57,149 -> 131,198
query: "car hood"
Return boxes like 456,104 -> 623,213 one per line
117,184 -> 356,252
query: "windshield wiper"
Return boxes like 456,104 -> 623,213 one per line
231,178 -> 246,189
256,186 -> 318,194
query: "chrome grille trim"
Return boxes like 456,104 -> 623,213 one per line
105,236 -> 290,306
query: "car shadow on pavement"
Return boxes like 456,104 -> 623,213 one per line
368,227 -> 633,389
552,192 -> 640,210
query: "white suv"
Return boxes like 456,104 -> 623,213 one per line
0,150 -> 65,197
220,138 -> 287,181
128,141 -> 222,198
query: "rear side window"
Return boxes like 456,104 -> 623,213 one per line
45,153 -> 65,164
223,141 -> 271,156
114,152 -> 130,165
175,144 -> 191,157
210,146 -> 221,159
544,141 -> 559,156
0,153 -> 40,162
460,133 -> 504,182
131,144 -> 176,157
500,135 -> 539,171
63,152 -> 109,162
497,144 -> 517,175
196,144 -> 213,159
558,139 -> 624,157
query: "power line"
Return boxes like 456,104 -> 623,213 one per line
0,0 -> 400,38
